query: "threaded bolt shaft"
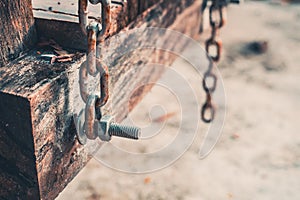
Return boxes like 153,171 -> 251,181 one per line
108,123 -> 141,140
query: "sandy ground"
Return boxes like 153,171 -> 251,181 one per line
57,1 -> 300,200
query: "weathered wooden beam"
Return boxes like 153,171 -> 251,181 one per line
32,0 -> 197,51
32,0 -> 158,23
32,0 -> 152,50
0,0 -> 37,67
0,0 -> 202,199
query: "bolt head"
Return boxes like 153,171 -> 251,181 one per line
97,115 -> 114,141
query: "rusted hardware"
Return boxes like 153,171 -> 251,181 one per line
201,9 -> 220,123
79,60 -> 109,105
78,0 -> 111,41
79,0 -> 88,35
85,95 -> 99,139
200,0 -> 239,123
201,93 -> 215,123
203,71 -> 217,93
79,0 -> 110,106
200,0 -> 236,123
205,38 -> 222,62
79,0 -> 111,77
199,0 -> 239,32
201,60 -> 217,123
87,22 -> 99,76
76,0 -> 140,145
77,58 -> 139,145
97,0 -> 111,43
206,0 -> 225,62
96,63 -> 109,107
76,99 -> 141,145
201,63 -> 217,123
209,4 -> 224,28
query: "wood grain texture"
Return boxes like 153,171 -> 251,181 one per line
0,0 -> 202,199
33,0 -> 199,51
33,0 -> 142,50
0,0 -> 37,67
31,0 -> 157,23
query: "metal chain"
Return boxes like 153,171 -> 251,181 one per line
76,0 -> 141,144
79,0 -> 111,75
200,0 -> 239,123
201,0 -> 225,123
78,0 -> 111,138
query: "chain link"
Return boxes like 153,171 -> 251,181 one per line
79,60 -> 109,106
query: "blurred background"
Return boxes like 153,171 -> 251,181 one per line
57,1 -> 300,199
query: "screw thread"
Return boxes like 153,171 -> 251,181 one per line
109,123 -> 141,140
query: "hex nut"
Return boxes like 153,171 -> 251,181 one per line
98,115 -> 114,141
